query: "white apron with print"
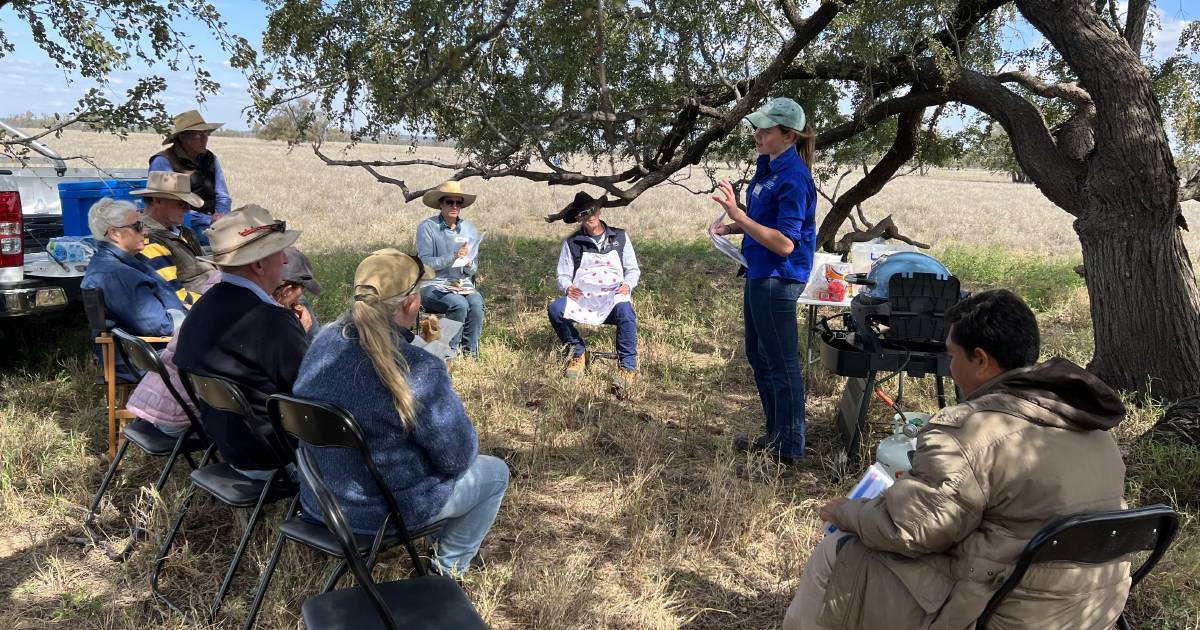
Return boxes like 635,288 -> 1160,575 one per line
563,249 -> 629,325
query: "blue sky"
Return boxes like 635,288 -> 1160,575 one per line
1,1 -> 1197,131
1,0 -> 268,129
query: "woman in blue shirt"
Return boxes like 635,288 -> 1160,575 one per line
415,181 -> 485,358
712,97 -> 817,468
81,197 -> 186,381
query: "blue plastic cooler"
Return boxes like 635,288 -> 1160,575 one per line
57,179 -> 147,237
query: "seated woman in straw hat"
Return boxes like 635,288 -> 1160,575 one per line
149,109 -> 231,246
81,198 -> 186,382
415,181 -> 486,359
294,249 -> 509,577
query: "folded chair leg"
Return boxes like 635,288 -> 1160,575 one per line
108,433 -> 192,562
210,476 -> 278,622
151,481 -> 200,621
241,494 -> 300,630
83,439 -> 132,561
321,560 -> 349,594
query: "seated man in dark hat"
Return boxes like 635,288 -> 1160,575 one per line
545,192 -> 641,389
272,246 -> 322,341
174,205 -> 309,479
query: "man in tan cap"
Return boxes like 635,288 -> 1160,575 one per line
132,171 -> 216,305
415,181 -> 486,359
150,109 -> 230,246
174,205 -> 309,479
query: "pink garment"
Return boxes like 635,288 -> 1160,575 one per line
124,336 -> 196,431
124,271 -> 221,431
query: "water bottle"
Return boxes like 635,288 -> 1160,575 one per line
876,412 -> 930,479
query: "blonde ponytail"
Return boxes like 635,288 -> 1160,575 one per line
343,293 -> 418,430
794,121 -> 816,167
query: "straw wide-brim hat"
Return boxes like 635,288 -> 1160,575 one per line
197,204 -> 301,267
163,110 -> 224,145
421,181 -> 476,209
130,170 -> 204,207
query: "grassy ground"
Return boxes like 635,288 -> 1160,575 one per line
0,238 -> 1196,629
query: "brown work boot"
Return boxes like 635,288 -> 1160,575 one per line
564,353 -> 587,379
612,368 -> 636,390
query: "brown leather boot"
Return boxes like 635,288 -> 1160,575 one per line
612,368 -> 636,390
564,353 -> 586,379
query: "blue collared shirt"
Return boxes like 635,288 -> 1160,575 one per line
741,145 -> 817,281
149,153 -> 232,214
415,215 -> 478,289
220,271 -> 277,305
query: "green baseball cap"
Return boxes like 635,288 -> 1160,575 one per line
744,97 -> 807,131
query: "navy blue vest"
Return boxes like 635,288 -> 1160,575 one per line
566,224 -> 626,273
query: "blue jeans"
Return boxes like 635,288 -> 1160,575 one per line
547,297 -> 638,370
420,286 -> 485,354
426,455 -> 509,576
744,277 -> 806,459
185,211 -> 213,246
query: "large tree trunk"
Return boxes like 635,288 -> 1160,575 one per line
1075,213 -> 1200,399
1017,0 -> 1200,402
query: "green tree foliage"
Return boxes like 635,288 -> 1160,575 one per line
0,0 -> 254,153
254,98 -> 330,144
250,0 -> 1200,402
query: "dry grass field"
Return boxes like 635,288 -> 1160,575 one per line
0,131 -> 1197,629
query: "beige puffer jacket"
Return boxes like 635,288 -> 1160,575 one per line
823,358 -> 1130,629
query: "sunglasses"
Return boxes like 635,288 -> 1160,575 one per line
404,254 -> 428,295
441,198 -> 466,207
113,221 -> 144,233
238,220 -> 287,237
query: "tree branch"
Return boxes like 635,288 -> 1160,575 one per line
1183,171 -> 1200,203
993,71 -> 1093,107
816,108 -> 926,251
1124,0 -> 1150,57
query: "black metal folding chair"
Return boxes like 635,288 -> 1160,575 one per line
241,394 -> 445,629
976,504 -> 1181,630
82,328 -> 213,561
295,446 -> 487,630
150,372 -> 297,623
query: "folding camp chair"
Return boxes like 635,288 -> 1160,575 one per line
81,328 -> 213,561
977,504 -> 1181,630
150,372 -> 296,623
295,445 -> 486,630
241,394 -> 445,629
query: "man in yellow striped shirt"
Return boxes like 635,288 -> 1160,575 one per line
131,171 -> 217,305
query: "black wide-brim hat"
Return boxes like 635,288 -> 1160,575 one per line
544,191 -> 608,224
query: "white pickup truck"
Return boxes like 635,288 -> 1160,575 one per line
0,122 -> 146,318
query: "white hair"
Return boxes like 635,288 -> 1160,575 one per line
88,197 -> 139,242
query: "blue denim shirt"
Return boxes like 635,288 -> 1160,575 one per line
415,215 -> 478,290
82,240 -> 185,380
149,153 -> 231,214
742,145 -> 817,281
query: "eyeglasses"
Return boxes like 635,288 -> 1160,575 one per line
238,220 -> 286,237
441,198 -> 466,207
113,221 -> 144,233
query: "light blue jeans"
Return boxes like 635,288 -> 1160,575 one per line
426,454 -> 509,576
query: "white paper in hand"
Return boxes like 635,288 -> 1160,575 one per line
823,463 -> 895,535
709,210 -> 748,267
451,232 -> 486,268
